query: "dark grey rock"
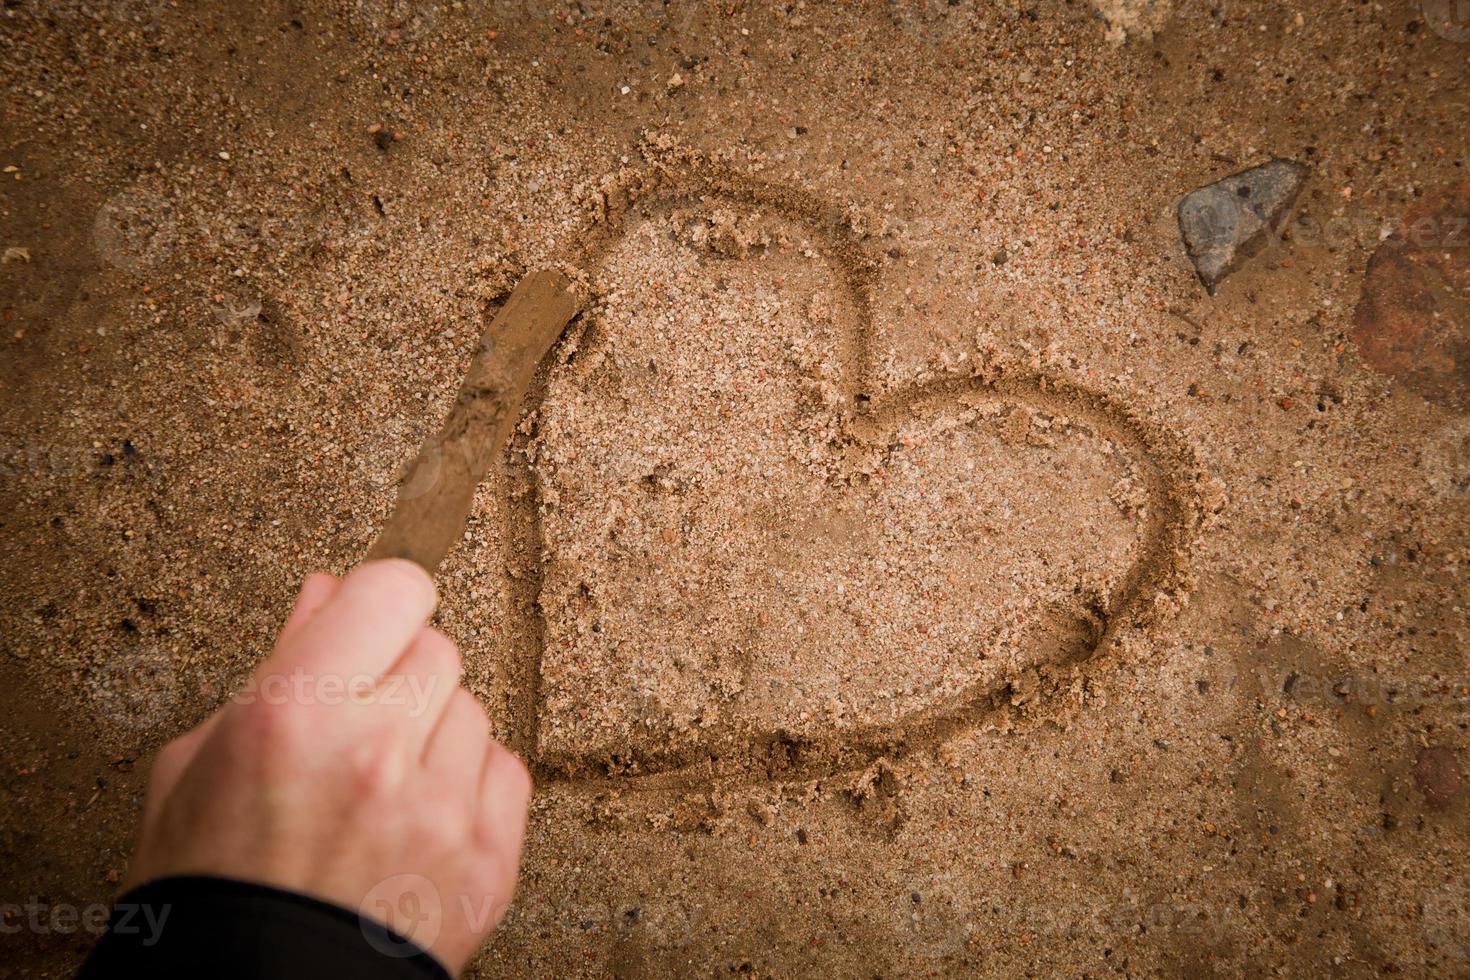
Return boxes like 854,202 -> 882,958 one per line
1176,159 -> 1307,292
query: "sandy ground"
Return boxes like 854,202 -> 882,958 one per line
2,0 -> 1468,976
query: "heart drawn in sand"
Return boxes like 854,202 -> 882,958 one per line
492,162 -> 1196,791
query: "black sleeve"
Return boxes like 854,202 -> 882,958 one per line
78,875 -> 451,980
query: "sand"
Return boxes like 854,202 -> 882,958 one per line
2,1 -> 1467,976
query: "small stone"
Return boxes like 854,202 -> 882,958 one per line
1176,159 -> 1307,293
1352,182 -> 1470,410
1092,0 -> 1173,44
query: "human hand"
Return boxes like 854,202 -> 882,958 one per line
123,559 -> 533,974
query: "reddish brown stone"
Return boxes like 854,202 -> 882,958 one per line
1353,183 -> 1470,411
1413,745 -> 1464,811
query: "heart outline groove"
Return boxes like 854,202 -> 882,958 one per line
485,147 -> 1200,792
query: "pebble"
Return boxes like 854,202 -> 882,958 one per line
1352,182 -> 1470,410
1176,159 -> 1307,293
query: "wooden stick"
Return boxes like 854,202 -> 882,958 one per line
367,270 -> 585,572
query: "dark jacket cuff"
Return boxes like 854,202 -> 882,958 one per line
78,874 -> 450,979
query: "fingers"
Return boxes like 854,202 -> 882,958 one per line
476,741 -> 532,854
274,560 -> 438,677
422,688 -> 490,775
279,572 -> 340,641
141,711 -> 223,828
380,627 -> 462,748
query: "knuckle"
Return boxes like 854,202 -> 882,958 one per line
156,733 -> 191,766
453,688 -> 490,731
420,629 -> 463,680
498,750 -> 533,800
352,560 -> 436,617
346,740 -> 405,798
418,805 -> 471,852
230,700 -> 307,752
302,571 -> 337,593
471,834 -> 521,894
149,736 -> 194,785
